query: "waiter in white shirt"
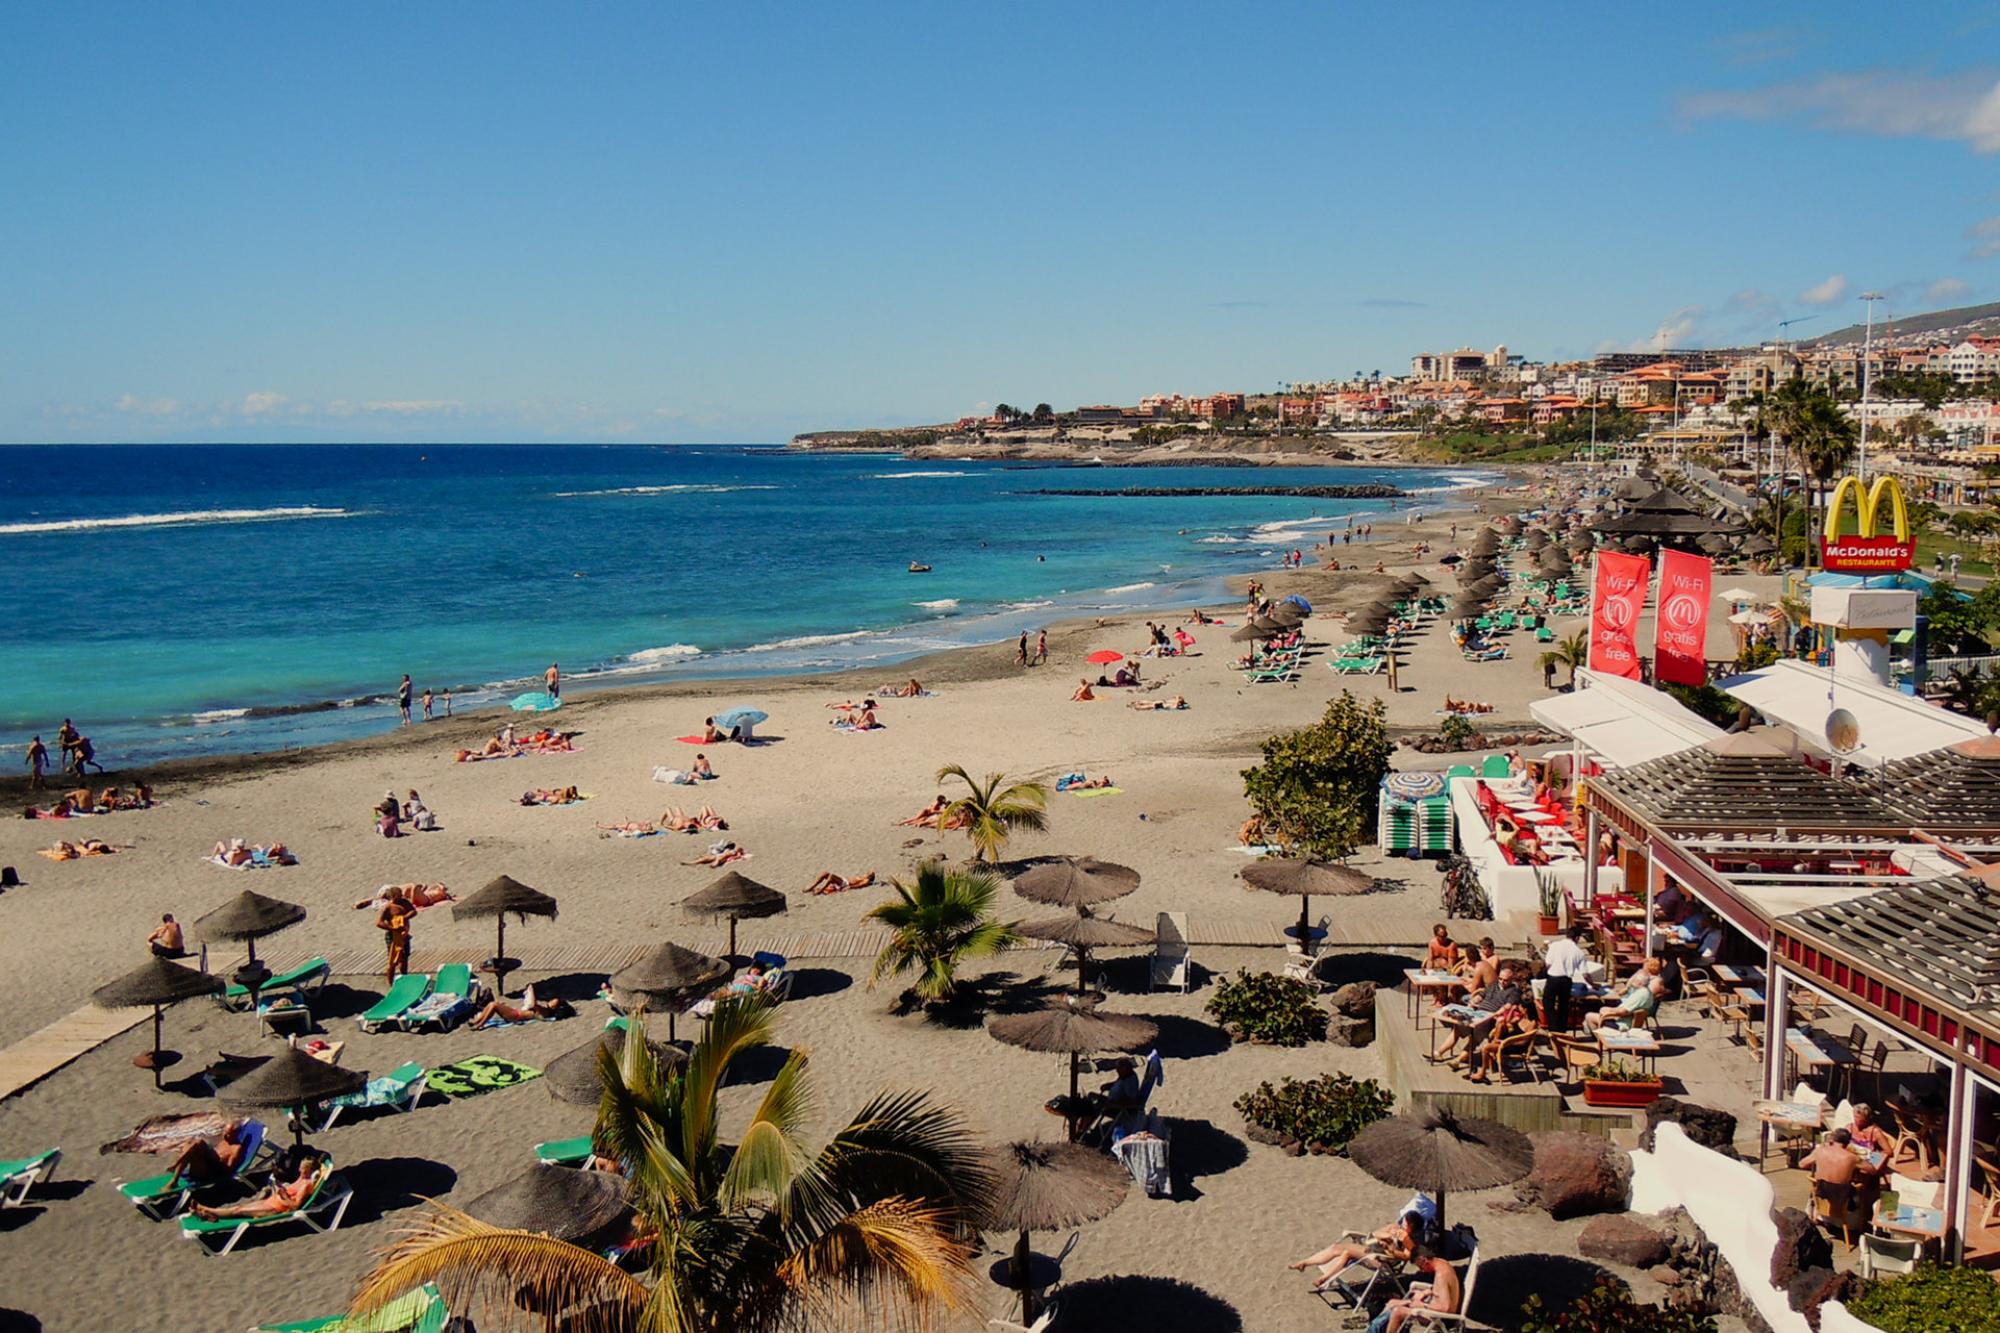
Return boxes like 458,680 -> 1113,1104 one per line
1542,924 -> 1594,1032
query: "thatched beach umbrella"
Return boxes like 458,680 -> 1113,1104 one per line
1241,858 -> 1374,946
987,998 -> 1157,1129
1229,618 -> 1285,643
1741,533 -> 1778,558
1524,529 -> 1549,551
1014,857 -> 1140,911
92,956 -> 225,1087
1017,910 -> 1152,997
984,1140 -> 1130,1325
194,889 -> 306,1017
453,874 -> 559,996
682,871 -> 787,961
1347,1105 -> 1534,1229
608,941 -> 731,1042
545,1028 -> 687,1106
216,1042 -> 366,1145
467,1163 -> 631,1242
1267,601 -> 1307,627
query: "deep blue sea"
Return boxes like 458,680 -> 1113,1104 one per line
0,444 -> 1490,764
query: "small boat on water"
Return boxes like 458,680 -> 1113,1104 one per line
908,562 -> 932,573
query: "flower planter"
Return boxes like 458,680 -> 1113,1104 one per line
1537,914 -> 1560,935
1581,1077 -> 1664,1109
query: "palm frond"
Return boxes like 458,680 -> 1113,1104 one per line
676,994 -> 776,1166
719,1049 -> 817,1215
762,1197 -> 978,1332
353,1203 -> 645,1332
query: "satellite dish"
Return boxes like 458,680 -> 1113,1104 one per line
1825,708 -> 1861,755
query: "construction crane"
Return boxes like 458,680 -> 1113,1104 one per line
1777,315 -> 1817,348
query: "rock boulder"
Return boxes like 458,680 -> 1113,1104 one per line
1515,1131 -> 1632,1219
1577,1215 -> 1670,1268
1642,1097 -> 1739,1154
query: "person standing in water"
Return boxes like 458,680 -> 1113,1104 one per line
26,735 -> 47,789
421,688 -> 434,722
546,662 -> 561,700
397,675 -> 413,726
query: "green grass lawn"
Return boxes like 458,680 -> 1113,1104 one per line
1914,529 -> 1996,577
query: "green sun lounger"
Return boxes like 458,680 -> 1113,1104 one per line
225,957 -> 330,1007
312,1062 -> 430,1132
180,1163 -> 351,1256
1479,755 -> 1512,779
0,1148 -> 60,1208
251,1283 -> 448,1333
1331,656 -> 1384,675
357,973 -> 432,1033
119,1122 -> 275,1220
534,1134 -> 595,1167
402,962 -> 477,1032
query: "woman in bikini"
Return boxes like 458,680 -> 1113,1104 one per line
806,870 -> 877,894
1071,679 -> 1095,702
898,795 -> 948,827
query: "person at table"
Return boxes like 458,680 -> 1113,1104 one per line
1438,961 -> 1523,1067
1584,957 -> 1663,1033
1423,923 -> 1455,972
1443,941 -> 1482,1001
1096,1057 -> 1142,1118
1848,1104 -> 1891,1165
1472,938 -> 1499,991
1802,1127 -> 1871,1220
1541,924 -> 1593,1032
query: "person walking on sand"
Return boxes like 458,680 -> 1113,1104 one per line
1035,629 -> 1048,665
545,662 -> 561,700
376,885 -> 414,984
26,735 -> 47,789
73,735 -> 104,775
397,675 -> 413,726
1016,632 -> 1029,667
421,688 -> 433,721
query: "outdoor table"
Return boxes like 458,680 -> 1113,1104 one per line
1735,987 -> 1766,1008
1404,969 -> 1462,1021
1712,964 -> 1766,988
1872,1201 -> 1945,1251
1752,1097 -> 1826,1170
1519,810 -> 1560,824
1786,1028 -> 1857,1099
1595,1027 -> 1661,1074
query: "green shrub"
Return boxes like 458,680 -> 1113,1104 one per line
1242,690 -> 1393,858
1519,1281 -> 1716,1332
1846,1263 -> 2000,1333
1438,713 -> 1477,751
1205,969 -> 1328,1046
1234,1072 -> 1393,1153
1581,1057 -> 1657,1084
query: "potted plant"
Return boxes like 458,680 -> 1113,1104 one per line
1534,868 -> 1562,936
1580,1056 -> 1665,1108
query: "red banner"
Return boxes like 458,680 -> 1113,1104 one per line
1653,549 -> 1712,687
1588,551 -> 1650,680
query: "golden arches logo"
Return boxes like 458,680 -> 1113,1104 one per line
1820,474 -> 1913,572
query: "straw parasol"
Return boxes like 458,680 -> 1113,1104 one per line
681,871 -> 787,960
194,889 -> 307,1018
1741,533 -> 1778,557
1267,601 -> 1307,627
92,957 -> 225,1087
988,997 -> 1158,1111
466,1163 -> 631,1242
607,941 -> 731,1041
544,1027 -> 687,1106
1347,1104 -> 1534,1229
1524,529 -> 1549,551
984,1139 -> 1130,1325
1013,857 -> 1140,910
216,1043 -> 367,1145
1017,911 -> 1153,996
453,874 -> 559,996
1241,858 -> 1374,946
1230,618 -> 1285,643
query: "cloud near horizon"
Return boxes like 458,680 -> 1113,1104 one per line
1678,67 -> 2000,153
1798,274 -> 1850,305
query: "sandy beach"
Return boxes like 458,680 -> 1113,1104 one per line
0,476 -> 1718,1332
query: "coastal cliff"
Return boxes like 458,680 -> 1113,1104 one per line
789,425 -> 1423,468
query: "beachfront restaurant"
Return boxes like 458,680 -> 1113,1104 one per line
1580,729 -> 2000,1261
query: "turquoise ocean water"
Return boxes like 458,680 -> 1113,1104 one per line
0,444 -> 1490,764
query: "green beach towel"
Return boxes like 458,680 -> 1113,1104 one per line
425,1055 -> 541,1099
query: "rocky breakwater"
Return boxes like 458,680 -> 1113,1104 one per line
1025,484 -> 1403,499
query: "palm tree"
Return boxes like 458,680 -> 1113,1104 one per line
1765,379 -> 1856,565
935,765 -> 1048,863
1537,628 -> 1589,687
351,998 -> 991,1332
866,860 -> 1018,1005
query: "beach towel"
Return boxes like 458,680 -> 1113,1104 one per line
607,827 -> 668,839
524,793 -> 591,807
1067,787 -> 1124,798
39,843 -> 115,860
652,766 -> 701,784
675,735 -> 709,745
101,1112 -> 233,1156
426,1055 -> 542,1099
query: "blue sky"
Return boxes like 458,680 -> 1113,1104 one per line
3,2 -> 1997,444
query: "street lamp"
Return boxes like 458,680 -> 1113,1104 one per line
1858,291 -> 1885,479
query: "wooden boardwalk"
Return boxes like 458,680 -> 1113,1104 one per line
0,1005 -> 149,1102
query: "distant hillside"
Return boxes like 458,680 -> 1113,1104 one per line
1809,300 -> 2000,347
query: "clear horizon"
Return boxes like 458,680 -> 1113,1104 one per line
4,1 -> 1997,445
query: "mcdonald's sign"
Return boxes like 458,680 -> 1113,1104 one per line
1820,474 -> 1914,572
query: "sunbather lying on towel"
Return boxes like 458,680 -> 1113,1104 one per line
519,786 -> 582,806
806,870 -> 876,895
1129,695 -> 1188,711
684,841 -> 746,867
878,677 -> 926,698
661,805 -> 727,832
897,794 -> 949,827
26,796 -> 80,819
471,985 -> 573,1027
1443,696 -> 1493,715
597,820 -> 661,836
188,1153 -> 322,1222
1056,773 -> 1115,791
210,839 -> 294,866
353,883 -> 452,911
41,837 -> 115,860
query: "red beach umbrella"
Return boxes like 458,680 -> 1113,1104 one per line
1085,650 -> 1124,665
